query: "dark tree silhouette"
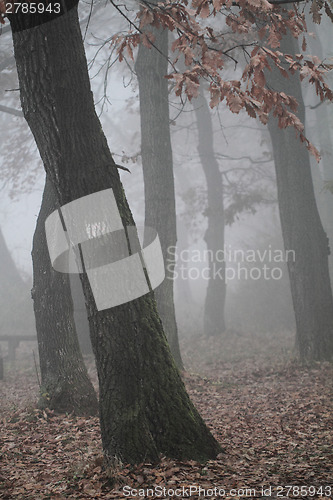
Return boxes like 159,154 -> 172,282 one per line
9,2 -> 221,463
266,28 -> 333,361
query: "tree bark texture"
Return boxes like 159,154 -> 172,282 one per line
10,5 -> 221,463
135,25 -> 183,369
266,29 -> 333,361
31,176 -> 98,415
193,92 -> 226,336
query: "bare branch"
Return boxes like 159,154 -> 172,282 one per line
0,103 -> 23,116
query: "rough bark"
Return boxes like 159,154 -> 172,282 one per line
135,24 -> 183,369
266,29 -> 333,361
31,176 -> 98,415
193,92 -> 226,336
10,4 -> 221,463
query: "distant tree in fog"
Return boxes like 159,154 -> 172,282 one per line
193,90 -> 226,336
111,0 -> 333,361
135,13 -> 183,369
266,29 -> 333,361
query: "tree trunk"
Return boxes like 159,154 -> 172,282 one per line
135,25 -> 183,369
314,104 -> 333,284
306,19 -> 333,285
193,91 -> 226,336
10,4 -> 220,464
266,29 -> 333,361
31,176 -> 98,415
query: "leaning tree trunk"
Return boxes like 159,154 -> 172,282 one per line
193,90 -> 226,336
9,3 -> 220,464
135,22 -> 183,369
32,176 -> 98,415
266,28 -> 333,361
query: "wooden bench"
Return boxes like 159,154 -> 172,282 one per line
0,335 -> 37,362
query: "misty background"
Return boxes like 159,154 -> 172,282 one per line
0,2 -> 332,344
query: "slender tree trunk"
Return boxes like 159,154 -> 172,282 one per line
193,92 -> 226,336
10,4 -> 220,464
135,24 -> 183,369
31,176 -> 98,415
266,29 -> 333,361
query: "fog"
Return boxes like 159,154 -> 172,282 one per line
0,2 -> 332,345
0,2 -> 333,492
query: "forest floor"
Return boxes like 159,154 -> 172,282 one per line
0,330 -> 332,499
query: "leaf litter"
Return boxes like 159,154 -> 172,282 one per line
0,331 -> 332,499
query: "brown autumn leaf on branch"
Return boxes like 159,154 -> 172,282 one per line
110,0 -> 333,161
